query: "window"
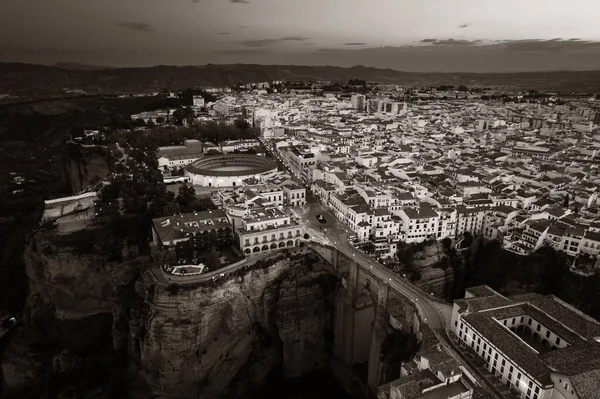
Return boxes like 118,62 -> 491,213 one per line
520,316 -> 524,323
536,324 -> 541,332
564,382 -> 569,390
528,319 -> 532,325
556,337 -> 561,345
546,331 -> 550,339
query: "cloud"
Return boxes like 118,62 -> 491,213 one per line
344,42 -> 367,46
230,0 -> 250,3
316,48 -> 351,53
213,49 -> 269,55
420,38 -> 481,46
238,36 -> 309,47
459,23 -> 470,28
218,32 -> 230,35
502,39 -> 600,52
239,26 -> 247,29
191,0 -> 201,3
116,22 -> 155,32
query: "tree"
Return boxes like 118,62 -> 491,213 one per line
380,330 -> 421,366
462,232 -> 474,248
234,119 -> 250,130
563,194 -> 570,208
458,85 -> 469,92
172,168 -> 185,177
156,116 -> 166,124
362,242 -> 376,254
176,184 -> 197,210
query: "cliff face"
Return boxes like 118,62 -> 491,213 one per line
131,250 -> 338,399
411,241 -> 456,298
1,232 -> 145,397
62,145 -> 110,193
2,236 -> 339,399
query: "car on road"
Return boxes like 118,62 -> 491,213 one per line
316,214 -> 326,224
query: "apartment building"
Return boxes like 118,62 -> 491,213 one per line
455,207 -> 485,237
351,94 -> 366,111
283,146 -> 317,183
398,208 -> 441,243
283,184 -> 307,207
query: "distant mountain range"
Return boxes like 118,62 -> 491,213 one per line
1,62 -> 599,103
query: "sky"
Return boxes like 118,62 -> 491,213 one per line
1,0 -> 600,72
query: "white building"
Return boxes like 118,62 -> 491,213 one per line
398,208 -> 441,243
236,207 -> 304,255
451,286 -> 600,399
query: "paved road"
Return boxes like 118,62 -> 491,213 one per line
294,198 -> 452,330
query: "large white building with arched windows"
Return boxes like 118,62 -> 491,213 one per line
236,207 -> 304,255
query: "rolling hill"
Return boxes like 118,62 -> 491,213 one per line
1,62 -> 599,103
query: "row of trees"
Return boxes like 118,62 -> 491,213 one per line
109,121 -> 258,151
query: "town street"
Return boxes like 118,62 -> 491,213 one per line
292,197 -> 452,330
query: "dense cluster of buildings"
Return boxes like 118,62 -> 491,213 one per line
233,91 -> 600,270
145,86 -> 600,273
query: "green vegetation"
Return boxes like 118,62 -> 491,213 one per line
380,329 -> 421,366
396,240 -> 436,282
110,121 -> 259,149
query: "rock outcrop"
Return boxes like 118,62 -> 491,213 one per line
0,231 -> 145,397
1,233 -> 339,399
411,241 -> 456,298
62,144 -> 110,193
131,250 -> 338,399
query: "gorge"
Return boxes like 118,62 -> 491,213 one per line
1,226 -> 443,399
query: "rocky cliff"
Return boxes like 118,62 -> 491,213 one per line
131,250 -> 338,399
1,233 -> 339,399
410,241 -> 456,298
0,230 -> 146,398
62,144 -> 111,193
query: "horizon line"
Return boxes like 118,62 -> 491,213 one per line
3,61 -> 600,76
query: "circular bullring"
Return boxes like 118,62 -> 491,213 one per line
184,154 -> 278,187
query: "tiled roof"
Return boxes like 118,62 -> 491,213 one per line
510,294 -> 600,340
463,312 -> 552,383
570,368 -> 600,399
153,210 -> 229,244
465,285 -> 501,298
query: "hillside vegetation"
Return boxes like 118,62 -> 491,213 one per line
2,63 -> 600,103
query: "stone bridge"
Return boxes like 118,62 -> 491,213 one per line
306,241 -> 447,398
